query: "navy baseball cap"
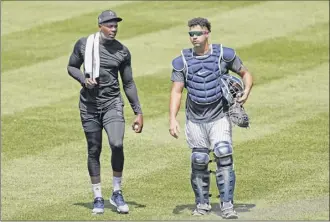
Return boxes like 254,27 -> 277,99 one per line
98,10 -> 122,24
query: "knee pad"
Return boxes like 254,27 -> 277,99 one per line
85,131 -> 102,176
109,139 -> 124,172
190,148 -> 210,205
88,144 -> 101,158
213,141 -> 233,168
86,131 -> 102,158
109,140 -> 123,151
87,145 -> 102,176
213,141 -> 235,202
191,148 -> 210,172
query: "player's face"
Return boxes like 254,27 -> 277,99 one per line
99,21 -> 118,40
188,25 -> 209,47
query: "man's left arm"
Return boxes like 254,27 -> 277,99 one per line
119,49 -> 143,133
228,55 -> 253,104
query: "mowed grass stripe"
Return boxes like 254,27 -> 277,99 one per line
1,1 -> 258,73
127,112 -> 328,221
1,19 -> 328,117
1,25 -> 329,160
0,72 -> 175,160
238,22 -> 329,85
301,210 -> 329,221
2,2 -> 329,221
1,141 -> 179,220
1,106 -> 328,220
2,8 -> 328,116
3,64 -> 328,158
122,1 -> 328,77
2,62 -> 328,196
1,111 -> 328,220
239,197 -> 329,220
291,21 -> 329,44
2,50 -> 328,161
1,1 -> 134,35
122,63 -> 329,151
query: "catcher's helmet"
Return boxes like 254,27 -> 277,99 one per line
220,74 -> 244,105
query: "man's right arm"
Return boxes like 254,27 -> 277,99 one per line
169,56 -> 185,120
67,38 -> 85,86
169,56 -> 185,138
169,81 -> 184,120
169,79 -> 184,139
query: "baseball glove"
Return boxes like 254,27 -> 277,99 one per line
228,101 -> 250,128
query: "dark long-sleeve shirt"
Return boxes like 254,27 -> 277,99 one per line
67,36 -> 142,115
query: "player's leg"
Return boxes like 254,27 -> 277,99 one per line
208,115 -> 238,219
103,107 -> 129,214
80,109 -> 104,214
185,120 -> 212,215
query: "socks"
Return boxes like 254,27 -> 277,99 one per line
91,177 -> 122,198
113,176 -> 122,192
92,183 -> 102,199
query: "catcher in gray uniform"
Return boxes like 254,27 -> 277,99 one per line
67,10 -> 143,215
169,17 -> 253,219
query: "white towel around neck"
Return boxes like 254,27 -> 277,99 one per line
84,32 -> 100,79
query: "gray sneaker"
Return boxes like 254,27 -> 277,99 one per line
220,202 -> 238,219
192,203 -> 212,216
92,197 -> 104,214
109,190 -> 129,214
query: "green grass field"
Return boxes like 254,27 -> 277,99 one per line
1,1 -> 329,220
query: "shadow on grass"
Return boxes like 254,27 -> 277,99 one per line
173,202 -> 256,216
74,201 -> 146,213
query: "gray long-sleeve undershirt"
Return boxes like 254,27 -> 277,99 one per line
67,36 -> 142,115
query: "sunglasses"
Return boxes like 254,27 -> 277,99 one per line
188,31 -> 209,37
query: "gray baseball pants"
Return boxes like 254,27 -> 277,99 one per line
185,115 -> 233,151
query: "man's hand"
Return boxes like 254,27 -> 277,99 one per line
169,118 -> 180,139
236,90 -> 250,105
84,78 -> 98,89
132,114 -> 143,133
237,66 -> 253,105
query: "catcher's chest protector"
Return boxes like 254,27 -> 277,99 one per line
181,44 -> 224,105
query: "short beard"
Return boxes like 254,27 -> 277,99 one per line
100,31 -> 114,41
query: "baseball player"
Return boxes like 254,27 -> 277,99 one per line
67,10 -> 143,214
169,17 -> 253,219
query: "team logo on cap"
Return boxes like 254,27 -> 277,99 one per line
109,11 -> 115,16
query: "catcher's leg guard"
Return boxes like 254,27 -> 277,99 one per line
213,141 -> 236,203
190,148 -> 211,205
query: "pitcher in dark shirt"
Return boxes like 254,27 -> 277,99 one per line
67,10 -> 143,214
